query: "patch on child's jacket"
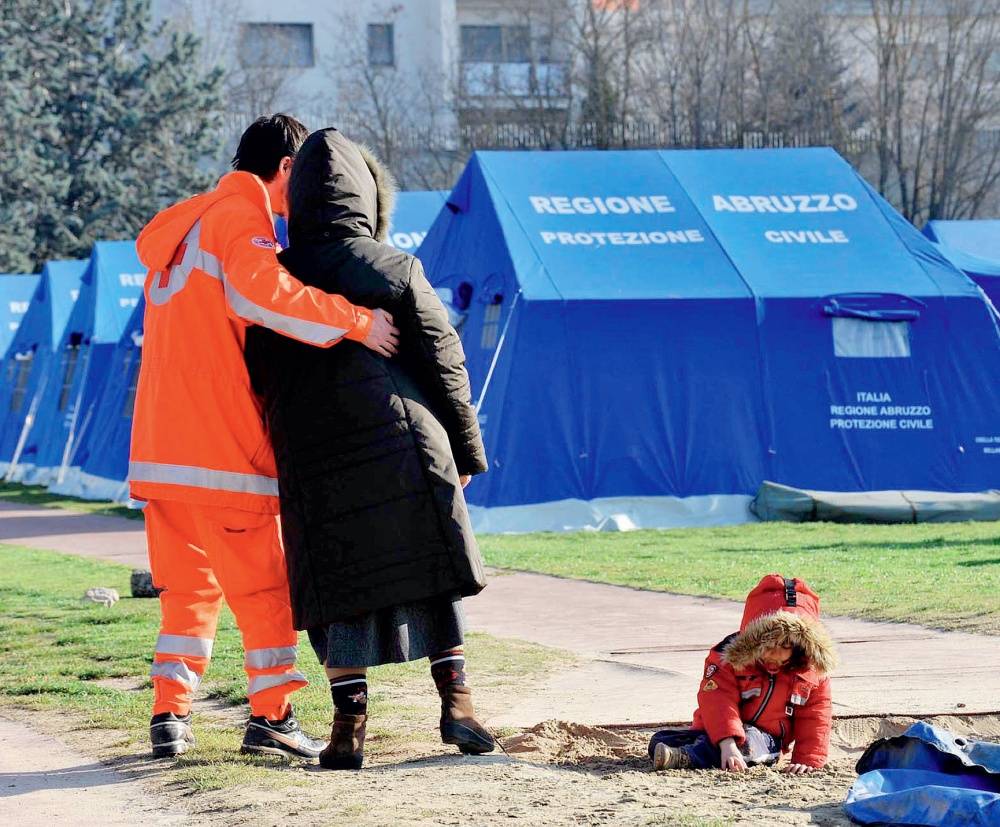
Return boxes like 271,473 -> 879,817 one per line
702,679 -> 718,692
740,687 -> 761,700
790,693 -> 808,705
251,236 -> 275,249
704,664 -> 718,679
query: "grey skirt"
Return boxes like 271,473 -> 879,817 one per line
307,594 -> 465,668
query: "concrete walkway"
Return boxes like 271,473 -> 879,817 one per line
0,717 -> 186,826
2,500 -> 998,727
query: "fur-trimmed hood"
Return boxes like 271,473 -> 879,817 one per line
286,128 -> 397,246
722,575 -> 837,676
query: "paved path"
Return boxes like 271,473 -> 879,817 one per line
0,717 -> 186,826
2,500 -> 998,727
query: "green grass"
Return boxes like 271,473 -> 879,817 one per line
480,521 -> 1000,634
0,543 -> 570,792
0,481 -> 142,519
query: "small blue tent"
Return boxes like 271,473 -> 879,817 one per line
0,262 -> 84,477
418,148 -> 1000,532
57,297 -> 144,501
386,190 -> 448,252
922,219 -> 1000,311
0,274 -> 39,354
19,242 -> 143,486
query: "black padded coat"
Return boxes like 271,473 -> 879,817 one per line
245,129 -> 487,629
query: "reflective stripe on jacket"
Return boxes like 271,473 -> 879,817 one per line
130,171 -> 374,512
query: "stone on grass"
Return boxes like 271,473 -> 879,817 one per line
83,587 -> 120,607
130,569 -> 162,598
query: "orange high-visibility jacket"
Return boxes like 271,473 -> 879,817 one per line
129,171 -> 374,512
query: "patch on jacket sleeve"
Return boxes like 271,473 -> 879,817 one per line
740,687 -> 761,700
702,679 -> 718,692
251,236 -> 276,249
790,693 -> 809,705
704,664 -> 718,680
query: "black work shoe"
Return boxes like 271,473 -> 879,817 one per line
150,712 -> 195,758
240,708 -> 326,759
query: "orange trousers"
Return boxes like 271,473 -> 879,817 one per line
145,500 -> 306,719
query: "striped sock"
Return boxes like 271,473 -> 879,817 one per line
329,674 -> 368,715
430,651 -> 466,690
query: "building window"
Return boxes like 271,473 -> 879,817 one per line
9,351 -> 33,413
461,25 -> 531,63
368,23 -> 395,67
57,344 -> 82,412
240,23 -> 314,68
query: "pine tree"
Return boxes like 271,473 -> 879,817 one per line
0,0 -> 223,272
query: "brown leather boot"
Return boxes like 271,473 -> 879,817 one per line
318,712 -> 366,770
439,684 -> 495,755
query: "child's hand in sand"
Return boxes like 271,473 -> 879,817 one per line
719,738 -> 748,773
782,763 -> 817,775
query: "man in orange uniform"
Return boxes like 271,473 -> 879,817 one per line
131,115 -> 400,759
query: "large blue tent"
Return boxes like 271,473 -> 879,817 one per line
922,219 -> 1000,311
0,262 -> 84,477
20,241 -> 143,486
418,148 -> 1000,532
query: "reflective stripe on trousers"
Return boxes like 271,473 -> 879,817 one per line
245,645 -> 297,670
129,461 -> 279,497
151,660 -> 202,690
156,633 -> 214,658
247,670 -> 308,697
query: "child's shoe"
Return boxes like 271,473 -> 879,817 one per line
653,741 -> 692,770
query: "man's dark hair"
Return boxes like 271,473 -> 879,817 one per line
231,114 -> 309,180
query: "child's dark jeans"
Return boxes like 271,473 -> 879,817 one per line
648,726 -> 781,769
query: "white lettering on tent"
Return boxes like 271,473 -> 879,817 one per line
829,391 -> 933,431
529,195 -> 676,215
538,229 -> 704,246
70,289 -> 79,301
764,229 -> 849,244
713,194 -> 859,213
119,272 -> 144,287
120,297 -> 140,308
975,435 -> 1000,455
388,231 -> 426,250
9,301 -> 29,314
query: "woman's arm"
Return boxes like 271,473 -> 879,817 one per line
400,257 -> 487,476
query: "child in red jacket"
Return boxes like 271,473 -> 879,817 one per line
650,574 -> 837,774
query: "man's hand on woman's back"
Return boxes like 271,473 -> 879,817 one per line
362,308 -> 400,357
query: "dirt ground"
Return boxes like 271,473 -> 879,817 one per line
14,706 -> 1000,827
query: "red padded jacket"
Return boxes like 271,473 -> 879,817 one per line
691,575 -> 837,768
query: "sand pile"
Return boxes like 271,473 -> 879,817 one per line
502,719 -> 646,762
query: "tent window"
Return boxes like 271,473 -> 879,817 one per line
9,352 -> 34,413
57,345 -> 81,411
122,354 -> 140,418
833,318 -> 911,358
481,302 -> 502,349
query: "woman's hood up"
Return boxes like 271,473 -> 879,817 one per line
287,128 -> 396,246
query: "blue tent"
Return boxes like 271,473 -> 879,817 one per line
418,148 -> 1000,532
0,262 -> 84,477
0,274 -> 39,354
922,219 -> 1000,311
57,297 -> 144,501
19,241 -> 143,486
386,190 -> 448,252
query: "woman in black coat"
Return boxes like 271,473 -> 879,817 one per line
245,128 -> 493,769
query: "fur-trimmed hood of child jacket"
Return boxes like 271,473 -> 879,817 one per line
691,574 -> 837,768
